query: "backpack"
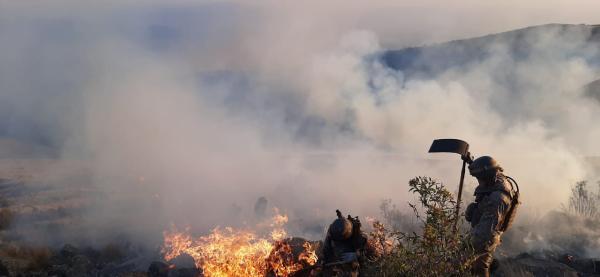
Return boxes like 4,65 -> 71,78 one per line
498,175 -> 520,232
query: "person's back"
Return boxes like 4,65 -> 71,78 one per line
321,210 -> 368,277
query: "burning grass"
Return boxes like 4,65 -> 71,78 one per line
161,211 -> 318,277
160,177 -> 476,277
6,175 -> 600,276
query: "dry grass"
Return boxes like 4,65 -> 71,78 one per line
1,243 -> 52,271
565,181 -> 600,218
0,208 -> 14,230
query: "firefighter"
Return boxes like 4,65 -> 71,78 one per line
320,210 -> 368,277
465,156 -> 520,277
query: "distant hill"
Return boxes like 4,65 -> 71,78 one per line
584,78 -> 600,101
382,24 -> 600,80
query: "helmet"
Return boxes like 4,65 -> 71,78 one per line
328,217 -> 353,241
468,156 -> 502,177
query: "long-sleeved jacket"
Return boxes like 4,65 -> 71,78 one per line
467,173 -> 515,250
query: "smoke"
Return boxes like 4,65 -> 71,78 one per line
1,1 -> 600,248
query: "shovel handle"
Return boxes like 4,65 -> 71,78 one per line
454,159 -> 467,234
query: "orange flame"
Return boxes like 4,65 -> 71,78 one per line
162,212 -> 317,277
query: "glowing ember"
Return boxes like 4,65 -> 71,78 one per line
162,212 -> 317,277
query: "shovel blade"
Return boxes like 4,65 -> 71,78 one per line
428,139 -> 469,156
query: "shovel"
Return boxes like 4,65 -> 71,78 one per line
428,138 -> 474,233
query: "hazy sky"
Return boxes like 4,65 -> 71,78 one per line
3,1 -> 600,45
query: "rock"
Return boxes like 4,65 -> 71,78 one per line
169,253 -> 196,269
495,253 -> 579,277
147,259 -> 202,277
148,261 -> 170,277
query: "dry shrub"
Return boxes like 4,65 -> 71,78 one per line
379,199 -> 418,234
26,247 -> 52,271
0,207 -> 14,230
100,243 -> 125,263
373,176 -> 474,276
565,181 -> 600,218
2,244 -> 52,271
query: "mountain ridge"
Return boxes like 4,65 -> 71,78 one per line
382,24 -> 600,80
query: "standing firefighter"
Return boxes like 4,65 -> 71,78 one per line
320,210 -> 368,277
465,156 -> 520,277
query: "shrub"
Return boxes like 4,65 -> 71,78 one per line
565,181 -> 600,218
0,208 -> 14,230
374,176 -> 474,276
2,243 -> 52,271
100,243 -> 125,263
379,199 -> 418,234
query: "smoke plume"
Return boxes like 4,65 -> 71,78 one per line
1,1 -> 600,249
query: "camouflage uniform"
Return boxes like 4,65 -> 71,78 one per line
466,172 -> 516,277
321,211 -> 368,277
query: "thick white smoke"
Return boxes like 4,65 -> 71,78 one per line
1,1 -> 599,246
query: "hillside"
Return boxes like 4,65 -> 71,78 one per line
383,24 -> 600,80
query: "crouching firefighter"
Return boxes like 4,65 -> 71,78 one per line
465,156 -> 520,277
320,210 -> 368,277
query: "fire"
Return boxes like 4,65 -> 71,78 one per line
266,240 -> 318,276
162,212 -> 317,277
298,241 -> 318,265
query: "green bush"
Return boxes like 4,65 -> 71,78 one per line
373,176 -> 474,276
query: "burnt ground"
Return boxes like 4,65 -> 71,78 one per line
0,158 -> 167,276
1,158 -> 600,276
